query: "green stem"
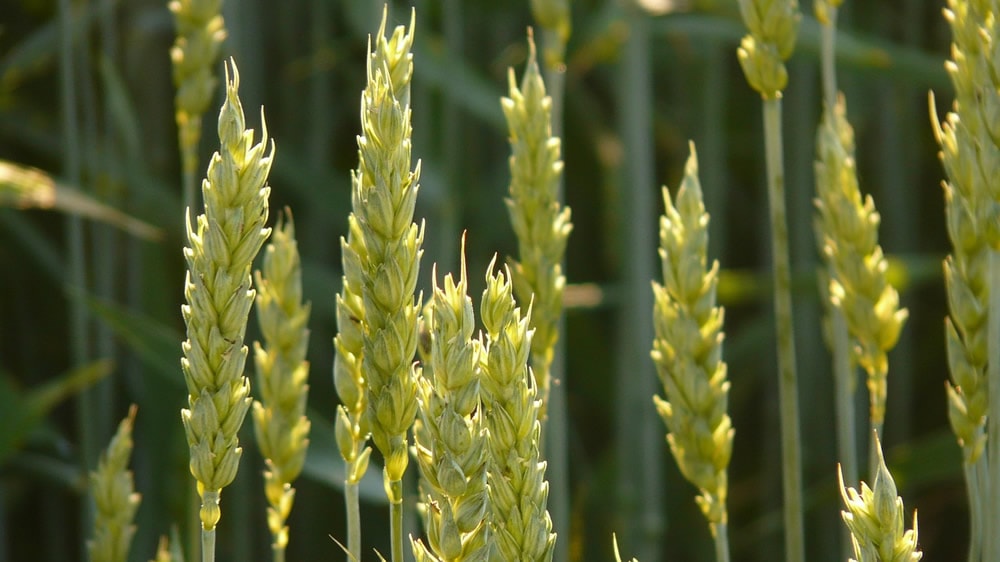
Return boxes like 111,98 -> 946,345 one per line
966,459 -> 985,562
820,8 -> 838,111
763,97 -> 804,562
274,543 -> 286,562
869,416 -> 884,481
201,527 -> 215,562
388,477 -> 403,562
713,522 -> 731,562
988,248 -> 1000,562
831,308 -> 857,554
539,24 -> 570,562
346,479 -> 361,561
183,164 -> 198,218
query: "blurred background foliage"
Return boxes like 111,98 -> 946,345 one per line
0,0 -> 963,560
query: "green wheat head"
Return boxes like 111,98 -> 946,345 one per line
651,143 -> 733,533
180,58 -> 272,530
502,35 -> 572,421
839,435 -> 922,562
252,210 -> 312,554
88,406 -> 140,562
814,97 -> 907,432
169,0 -> 226,182
931,0 -> 996,467
737,0 -> 800,99
411,248 -> 490,562
480,259 -> 555,561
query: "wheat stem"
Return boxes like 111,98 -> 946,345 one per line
989,249 -> 1000,562
764,96 -> 804,562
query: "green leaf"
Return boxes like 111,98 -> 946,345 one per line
0,360 -> 113,466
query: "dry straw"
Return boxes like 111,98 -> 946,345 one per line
838,434 -> 922,562
88,405 -> 140,562
480,259 -> 555,561
651,143 -> 732,561
411,248 -> 490,562
252,210 -> 311,562
502,35 -> 572,422
814,97 -> 907,475
333,9 -> 419,560
179,59 -> 272,561
169,0 -> 227,209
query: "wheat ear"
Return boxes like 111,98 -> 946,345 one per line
169,0 -> 226,210
411,244 -> 490,562
252,210 -> 311,562
180,58 -> 272,562
651,143 -> 732,562
502,33 -> 572,423
931,2 -> 999,560
814,97 -> 908,478
839,434 -> 922,562
481,258 -> 555,561
88,405 -> 140,562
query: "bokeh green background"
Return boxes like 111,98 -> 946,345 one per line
0,0 -> 964,560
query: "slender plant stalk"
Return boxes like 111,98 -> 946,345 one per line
58,1 -> 95,554
737,1 -> 803,558
990,251 -> 1000,562
179,59 -> 273,562
763,97 -> 804,562
615,6 -> 663,560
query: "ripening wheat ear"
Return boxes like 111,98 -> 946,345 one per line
480,257 -> 555,561
502,33 -> 572,423
839,433 -> 922,562
332,8 -> 418,561
411,242 -> 490,562
814,96 -> 907,479
651,143 -> 732,562
931,3 -> 1000,560
88,405 -> 140,562
252,209 -> 311,562
179,58 -> 272,562
169,0 -> 227,210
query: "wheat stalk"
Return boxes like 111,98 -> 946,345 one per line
651,143 -> 732,562
252,210 -> 311,562
480,258 -> 555,561
88,405 -> 140,562
736,1 -> 803,560
179,58 -> 272,562
169,0 -> 226,210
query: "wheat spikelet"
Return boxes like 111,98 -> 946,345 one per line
88,406 -> 140,562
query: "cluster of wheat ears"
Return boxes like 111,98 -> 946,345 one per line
57,0 -> 1000,561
